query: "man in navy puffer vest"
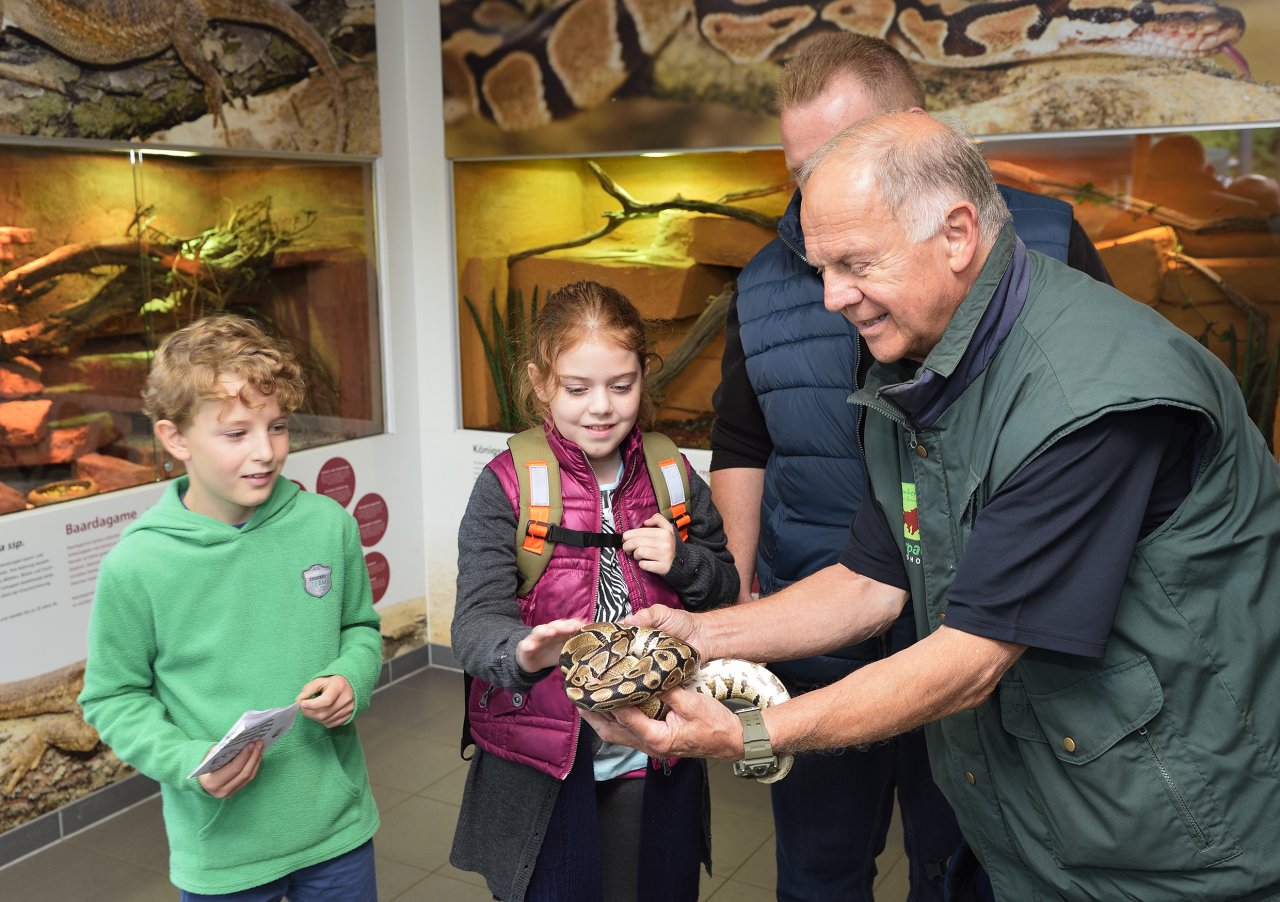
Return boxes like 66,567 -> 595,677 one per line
710,33 -> 1111,902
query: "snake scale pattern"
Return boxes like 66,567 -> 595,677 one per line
441,0 -> 1247,130
561,621 -> 794,782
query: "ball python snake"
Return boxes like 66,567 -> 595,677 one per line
560,621 -> 794,782
441,0 -> 1248,130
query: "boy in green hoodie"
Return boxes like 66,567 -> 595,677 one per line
79,314 -> 382,900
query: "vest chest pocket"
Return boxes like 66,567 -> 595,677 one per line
1000,658 -> 1240,871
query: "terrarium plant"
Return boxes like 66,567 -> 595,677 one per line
463,285 -> 540,433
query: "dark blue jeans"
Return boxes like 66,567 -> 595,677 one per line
178,839 -> 376,902
770,616 -> 961,902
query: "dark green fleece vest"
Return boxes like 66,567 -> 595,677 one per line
852,229 -> 1280,901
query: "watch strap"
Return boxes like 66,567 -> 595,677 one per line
732,706 -> 779,779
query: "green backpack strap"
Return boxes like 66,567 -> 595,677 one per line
507,427 -> 562,597
642,432 -> 691,540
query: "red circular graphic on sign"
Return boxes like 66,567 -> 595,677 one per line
365,552 -> 389,604
354,493 -> 388,547
317,457 -> 356,508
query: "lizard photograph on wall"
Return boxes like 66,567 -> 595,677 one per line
0,0 -> 379,155
441,0 -> 1280,158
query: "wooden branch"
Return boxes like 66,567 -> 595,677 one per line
0,238 -> 206,307
649,282 -> 735,394
988,160 -> 1279,235
507,219 -> 626,266
1167,251 -> 1270,368
589,161 -> 779,232
1,271 -> 153,358
506,162 -> 780,266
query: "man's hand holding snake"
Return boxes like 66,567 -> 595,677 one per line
580,682 -> 749,762
624,604 -> 712,657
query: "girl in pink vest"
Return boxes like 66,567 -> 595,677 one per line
450,280 -> 739,901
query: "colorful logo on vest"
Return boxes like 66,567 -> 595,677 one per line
901,483 -> 922,567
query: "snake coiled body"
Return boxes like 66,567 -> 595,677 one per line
442,0 -> 1247,130
561,622 -> 794,782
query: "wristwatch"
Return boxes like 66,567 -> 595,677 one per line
732,706 -> 780,779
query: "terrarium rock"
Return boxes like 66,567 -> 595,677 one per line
0,480 -> 25,513
73,453 -> 155,493
676,216 -> 774,269
0,398 -> 52,446
0,411 -> 118,468
0,358 -> 42,398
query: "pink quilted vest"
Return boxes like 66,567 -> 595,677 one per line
467,422 -> 685,779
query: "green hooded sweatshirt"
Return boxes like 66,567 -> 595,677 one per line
79,476 -> 381,895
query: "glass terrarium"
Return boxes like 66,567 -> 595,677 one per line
452,127 -> 1280,452
0,144 -> 383,517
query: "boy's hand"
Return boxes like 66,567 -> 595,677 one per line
621,514 -> 677,576
198,740 -> 263,798
516,618 -> 586,672
297,675 -> 355,727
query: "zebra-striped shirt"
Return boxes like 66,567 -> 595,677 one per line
594,486 -> 630,623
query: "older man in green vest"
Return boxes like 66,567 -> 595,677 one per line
583,112 -> 1280,900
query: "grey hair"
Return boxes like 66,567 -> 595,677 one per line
797,112 -> 1011,246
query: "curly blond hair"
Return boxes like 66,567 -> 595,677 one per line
142,314 -> 306,426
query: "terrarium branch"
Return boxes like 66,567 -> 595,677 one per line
0,238 -> 208,310
507,220 -> 626,266
649,281 -> 735,395
589,161 -> 780,232
507,162 -> 780,267
988,161 -> 1278,235
1,198 -> 307,360
1167,251 -> 1270,338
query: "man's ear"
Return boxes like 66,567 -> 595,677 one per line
154,420 -> 191,461
941,202 -> 981,273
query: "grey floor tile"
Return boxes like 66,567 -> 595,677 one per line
416,760 -> 469,806
372,781 -> 413,814
706,759 -> 777,820
373,794 -> 460,871
361,683 -> 438,736
729,836 -> 778,890
435,860 -> 489,889
389,667 -> 465,716
402,701 -> 466,748
68,795 -> 170,874
708,800 -> 775,878
704,876 -> 779,901
392,870 -> 495,901
875,850 -> 911,900
364,731 -> 468,794
375,854 -> 432,900
0,841 -> 174,901
698,870 -> 728,901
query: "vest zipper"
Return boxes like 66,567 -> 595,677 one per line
778,227 -> 810,267
1137,725 -> 1209,849
478,684 -> 496,708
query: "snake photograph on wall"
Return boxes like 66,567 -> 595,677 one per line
441,0 -> 1280,156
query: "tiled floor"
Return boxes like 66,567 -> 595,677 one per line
0,667 -> 910,900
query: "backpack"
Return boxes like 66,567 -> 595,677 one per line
507,426 -> 691,597
460,426 -> 693,761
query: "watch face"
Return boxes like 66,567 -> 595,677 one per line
733,759 -> 779,779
